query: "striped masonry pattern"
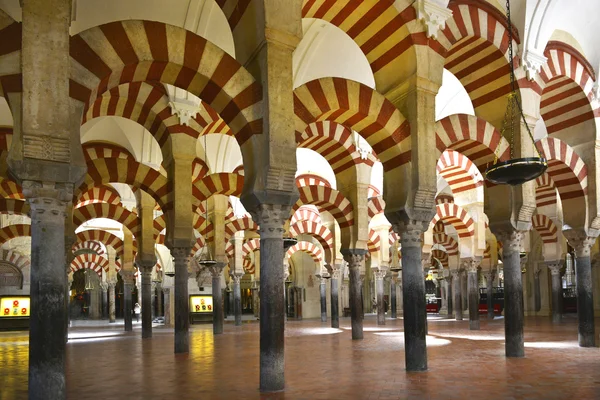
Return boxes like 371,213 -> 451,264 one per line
296,173 -> 332,188
0,249 -> 30,271
435,193 -> 454,204
75,230 -> 135,256
286,241 -> 323,265
289,220 -> 334,264
70,253 -> 110,277
438,1 -> 519,115
535,137 -> 587,202
437,149 -> 484,193
0,179 -> 23,199
192,158 -> 210,184
430,203 -> 475,238
72,241 -> 106,256
433,232 -> 459,256
0,12 -> 22,101
290,205 -> 322,226
540,42 -> 596,135
83,142 -> 135,162
77,185 -> 122,207
367,196 -> 385,219
295,185 -> 354,230
535,173 -> 557,208
224,216 -> 258,242
0,224 -> 30,245
69,21 -> 261,144
532,214 -> 558,245
192,173 -> 244,205
431,248 -> 449,268
0,199 -> 29,216
74,203 -> 141,239
367,229 -> 381,254
294,77 -> 410,171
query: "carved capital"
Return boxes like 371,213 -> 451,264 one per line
484,270 -> 496,281
330,267 -> 342,279
495,230 -> 525,256
119,269 -> 135,285
136,259 -> 156,273
99,281 -> 108,291
394,220 -> 427,249
249,203 -> 291,240
171,246 -> 191,265
341,249 -> 367,269
107,281 -> 116,290
413,0 -> 453,39
522,48 -> 548,80
169,100 -> 199,126
205,262 -> 226,278
451,269 -> 460,279
563,229 -> 596,258
24,181 -> 73,223
461,257 -> 482,273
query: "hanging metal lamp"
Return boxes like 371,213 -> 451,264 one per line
484,0 -> 547,185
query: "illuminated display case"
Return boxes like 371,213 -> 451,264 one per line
0,296 -> 30,330
189,295 -> 213,324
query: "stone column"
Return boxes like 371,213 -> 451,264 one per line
207,263 -> 226,335
232,273 -> 243,326
156,282 -> 163,317
23,183 -> 72,399
452,270 -> 462,321
465,258 -> 481,330
120,270 -> 134,332
374,270 -> 386,325
330,268 -> 341,328
163,287 -> 172,326
319,277 -> 327,323
461,269 -> 468,313
342,250 -> 366,340
563,231 -> 596,347
439,276 -> 448,316
249,204 -> 291,392
390,274 -> 398,319
445,275 -> 453,318
99,282 -> 108,320
398,225 -> 428,372
547,262 -> 562,323
138,261 -> 155,339
172,248 -> 191,353
497,230 -> 525,357
485,270 -> 496,320
108,282 -> 116,323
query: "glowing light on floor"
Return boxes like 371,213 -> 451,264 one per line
433,332 -> 504,341
341,326 -> 398,332
296,327 -> 344,335
524,341 -> 579,349
372,332 -> 451,347
68,331 -> 125,343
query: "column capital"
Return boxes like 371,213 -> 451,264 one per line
330,266 -> 342,279
136,259 -> 156,273
171,246 -> 192,264
162,287 -> 171,295
119,269 -> 135,285
484,269 -> 496,280
341,249 -> 367,269
495,230 -> 525,255
205,261 -> 226,278
392,219 -> 428,249
545,260 -> 563,275
107,281 -> 116,289
24,181 -> 73,222
413,0 -> 453,39
461,257 -> 482,273
249,203 -> 291,239
99,281 -> 108,291
373,269 -> 387,280
563,229 -> 597,258
451,269 -> 461,279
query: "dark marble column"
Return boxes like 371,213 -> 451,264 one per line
232,274 -> 243,326
342,250 -> 366,340
563,231 -> 596,347
461,269 -> 468,312
121,270 -> 134,332
397,227 -> 428,371
452,270 -> 462,320
25,183 -> 72,399
171,248 -> 191,353
100,282 -> 108,319
156,282 -> 163,317
465,259 -> 481,330
485,270 -> 495,320
319,277 -> 327,322
497,230 -> 525,357
108,282 -> 116,323
163,288 -> 171,326
445,276 -> 453,318
330,268 -> 340,328
374,270 -> 386,325
208,263 -> 226,335
547,263 -> 562,323
390,274 -> 397,319
251,204 -> 290,392
138,262 -> 154,339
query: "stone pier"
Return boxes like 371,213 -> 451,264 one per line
342,250 -> 366,340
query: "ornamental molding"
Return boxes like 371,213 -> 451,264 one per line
169,100 -> 199,126
413,0 -> 453,40
522,47 -> 548,80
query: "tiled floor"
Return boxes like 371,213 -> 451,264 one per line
1,314 -> 600,399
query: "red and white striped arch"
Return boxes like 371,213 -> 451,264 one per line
367,196 -> 386,220
241,238 -> 260,272
70,253 -> 110,277
535,137 -> 587,203
0,224 -> 30,245
192,173 -> 244,206
535,173 -> 557,208
435,114 -> 510,170
438,1 -> 520,124
0,249 -> 30,271
69,21 -> 262,145
296,173 -> 332,188
0,178 -> 23,200
290,205 -> 322,226
224,216 -> 258,242
80,158 -> 170,210
301,1 -> 421,92
77,185 -> 122,207
431,248 -> 449,268
437,149 -> 484,194
367,229 -> 381,254
192,158 -> 210,184
75,229 -> 134,256
433,232 -> 459,256
430,203 -> 475,239
289,220 -> 334,264
74,203 -> 141,239
0,199 -> 29,216
286,241 -> 323,265
295,186 -> 354,236
82,142 -> 135,163
72,241 -> 106,256
532,214 -> 558,245
435,193 -> 454,205
294,77 -> 410,172
540,41 -> 596,135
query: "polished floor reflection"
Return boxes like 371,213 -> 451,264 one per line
1,315 -> 599,399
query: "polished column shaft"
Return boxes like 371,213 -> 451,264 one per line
452,271 -> 462,321
319,278 -> 327,322
330,270 -> 340,328
173,249 -> 190,353
140,266 -> 153,338
499,231 -> 525,357
548,264 -> 562,323
390,277 -> 397,319
233,275 -> 242,326
375,271 -> 386,325
486,271 -> 495,320
343,251 -> 365,340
